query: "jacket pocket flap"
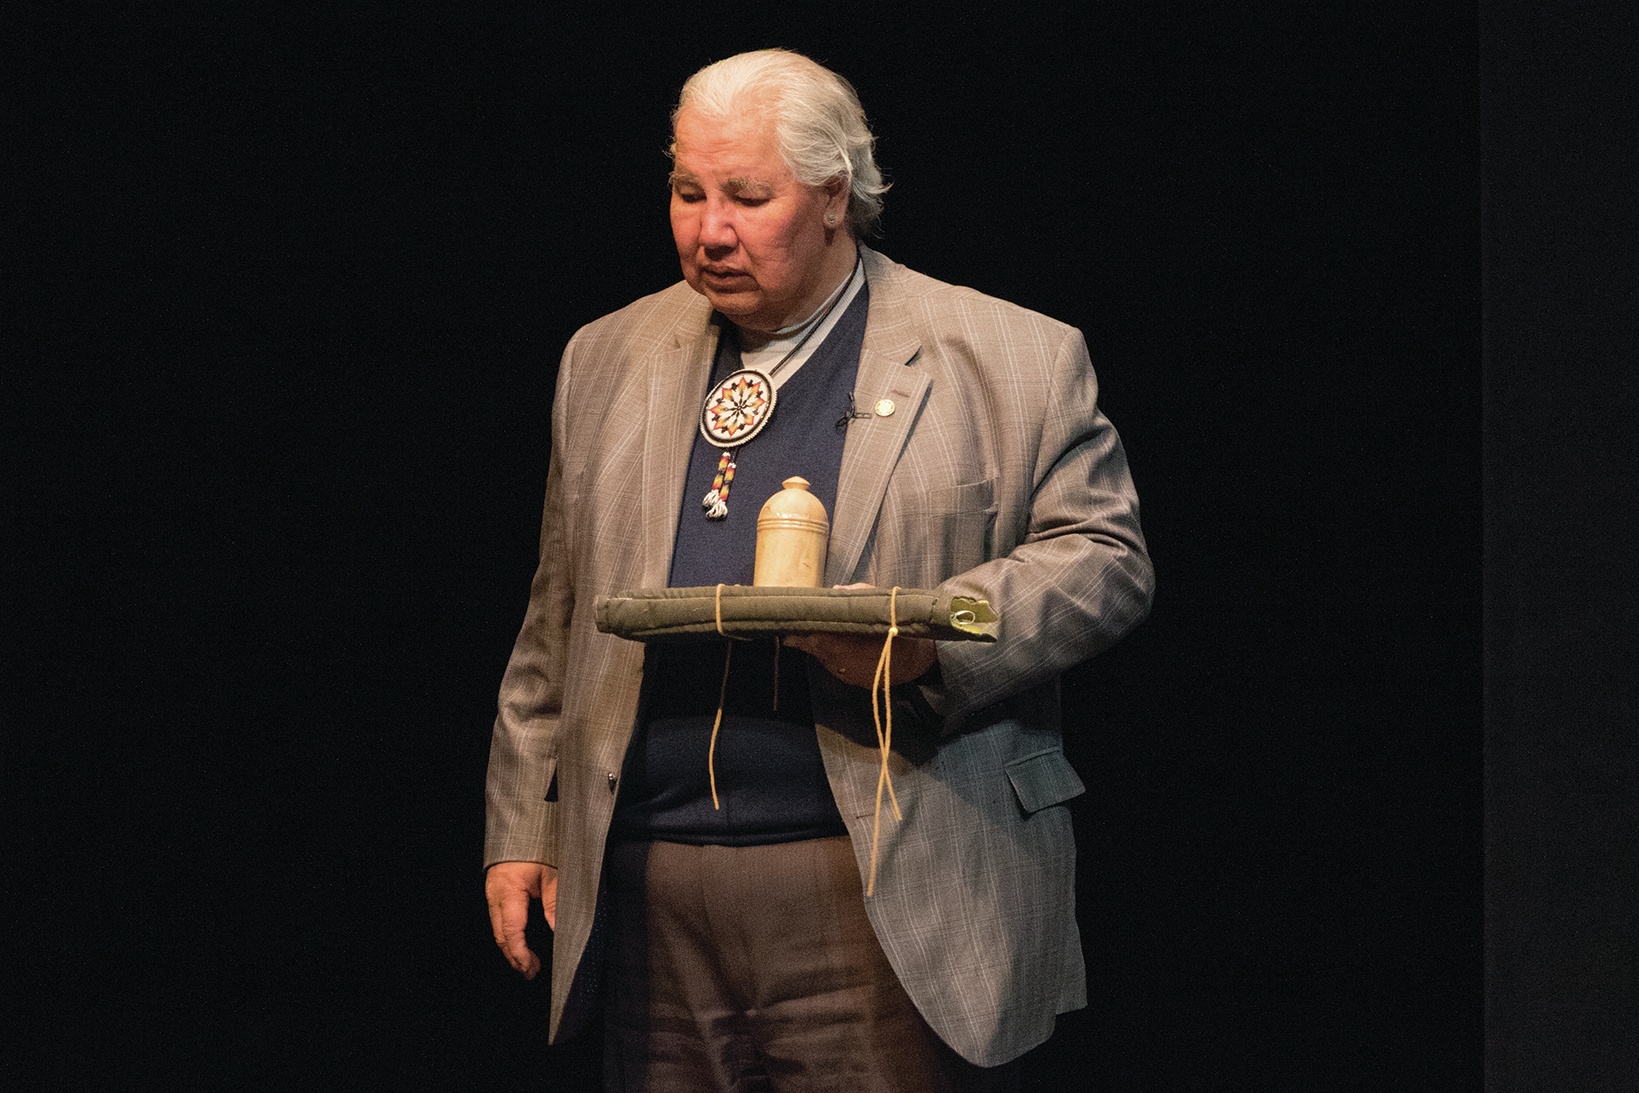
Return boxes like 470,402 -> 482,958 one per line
1004,748 -> 1086,813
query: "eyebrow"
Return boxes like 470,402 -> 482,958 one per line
723,176 -> 774,198
668,170 -> 774,198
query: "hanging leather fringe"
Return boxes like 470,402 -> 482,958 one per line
709,583 -> 733,810
704,580 -> 908,890
866,587 -> 904,897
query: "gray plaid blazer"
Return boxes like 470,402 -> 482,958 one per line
485,247 -> 1153,1066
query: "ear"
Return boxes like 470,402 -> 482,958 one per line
823,177 -> 850,223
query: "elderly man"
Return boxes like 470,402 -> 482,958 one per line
485,49 -> 1152,1092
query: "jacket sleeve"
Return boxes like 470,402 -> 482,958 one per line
923,324 -> 1153,730
483,351 -> 576,868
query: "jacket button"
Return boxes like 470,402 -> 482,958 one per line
607,772 -> 618,793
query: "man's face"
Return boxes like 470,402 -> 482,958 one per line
669,106 -> 853,333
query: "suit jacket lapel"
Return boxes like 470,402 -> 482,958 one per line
640,304 -> 720,589
828,255 -> 930,584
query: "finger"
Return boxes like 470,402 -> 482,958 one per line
787,633 -> 845,669
499,926 -> 540,979
793,636 -> 846,677
541,873 -> 559,933
488,891 -> 541,979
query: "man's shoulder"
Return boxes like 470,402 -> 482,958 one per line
865,249 -> 1077,341
568,281 -> 709,356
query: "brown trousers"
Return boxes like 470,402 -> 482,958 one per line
602,837 -> 1021,1093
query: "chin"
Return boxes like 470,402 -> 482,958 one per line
704,292 -> 763,324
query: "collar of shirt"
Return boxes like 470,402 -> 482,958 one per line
735,261 -> 868,390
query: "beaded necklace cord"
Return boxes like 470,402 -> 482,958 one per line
699,256 -> 863,520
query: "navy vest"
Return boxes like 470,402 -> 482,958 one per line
613,285 -> 870,845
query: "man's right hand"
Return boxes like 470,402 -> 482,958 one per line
485,861 -> 558,980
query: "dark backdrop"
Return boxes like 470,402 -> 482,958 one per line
13,4 -> 1479,1089
1485,3 -> 1639,1091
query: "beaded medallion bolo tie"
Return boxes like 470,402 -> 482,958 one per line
698,255 -> 863,520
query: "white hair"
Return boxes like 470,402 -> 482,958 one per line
671,49 -> 889,237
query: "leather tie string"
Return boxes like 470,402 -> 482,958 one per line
705,580 -> 907,895
709,583 -> 731,810
706,582 -> 761,809
866,586 -> 904,897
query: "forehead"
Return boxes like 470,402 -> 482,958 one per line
672,107 -> 789,181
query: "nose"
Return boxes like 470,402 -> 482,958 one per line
699,198 -> 737,253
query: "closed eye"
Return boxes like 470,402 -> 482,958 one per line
668,171 -> 704,202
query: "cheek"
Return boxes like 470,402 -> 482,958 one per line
669,205 -> 697,249
773,226 -> 826,278
749,219 -> 804,269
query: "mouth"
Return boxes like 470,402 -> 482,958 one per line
700,266 -> 752,286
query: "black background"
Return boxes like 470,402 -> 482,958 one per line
11,3 -> 1494,1089
1485,3 -> 1639,1092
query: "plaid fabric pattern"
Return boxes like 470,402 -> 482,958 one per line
485,248 -> 1153,1065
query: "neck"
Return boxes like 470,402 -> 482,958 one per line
741,241 -> 860,338
739,255 -> 862,358
771,260 -> 858,337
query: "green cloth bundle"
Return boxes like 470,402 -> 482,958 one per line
593,585 -> 998,643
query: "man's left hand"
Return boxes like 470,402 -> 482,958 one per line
784,584 -> 937,688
